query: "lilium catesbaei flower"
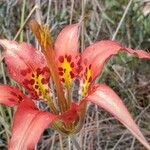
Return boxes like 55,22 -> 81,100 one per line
0,20 -> 150,150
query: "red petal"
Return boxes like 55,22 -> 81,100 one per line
82,40 -> 150,80
86,84 -> 150,149
0,85 -> 25,106
0,40 -> 51,100
55,24 -> 79,57
9,98 -> 57,150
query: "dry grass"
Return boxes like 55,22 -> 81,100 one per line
0,0 -> 150,149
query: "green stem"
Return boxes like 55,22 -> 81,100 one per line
20,0 -> 26,42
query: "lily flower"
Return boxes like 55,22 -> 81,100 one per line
0,20 -> 150,150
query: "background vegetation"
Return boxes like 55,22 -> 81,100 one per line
0,0 -> 150,149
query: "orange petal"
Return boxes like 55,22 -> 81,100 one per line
9,98 -> 57,150
86,84 -> 150,149
0,85 -> 25,106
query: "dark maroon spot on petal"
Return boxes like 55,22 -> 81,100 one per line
35,85 -> 39,89
36,68 -> 41,76
58,67 -> 63,71
29,79 -> 35,85
59,56 -> 64,63
67,55 -> 71,62
20,70 -> 27,76
70,62 -> 74,68
32,74 -> 35,77
23,79 -> 30,85
84,73 -> 87,79
77,61 -> 80,66
18,95 -> 23,102
78,66 -> 83,73
8,98 -> 15,102
70,71 -> 74,78
41,67 -> 50,75
11,91 -> 17,97
27,68 -> 31,73
44,78 -> 50,83
89,64 -> 92,69
41,78 -> 48,84
30,91 -> 38,99
76,68 -> 80,74
59,71 -> 64,76
61,78 -> 65,82
42,67 -> 49,73
89,76 -> 92,82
